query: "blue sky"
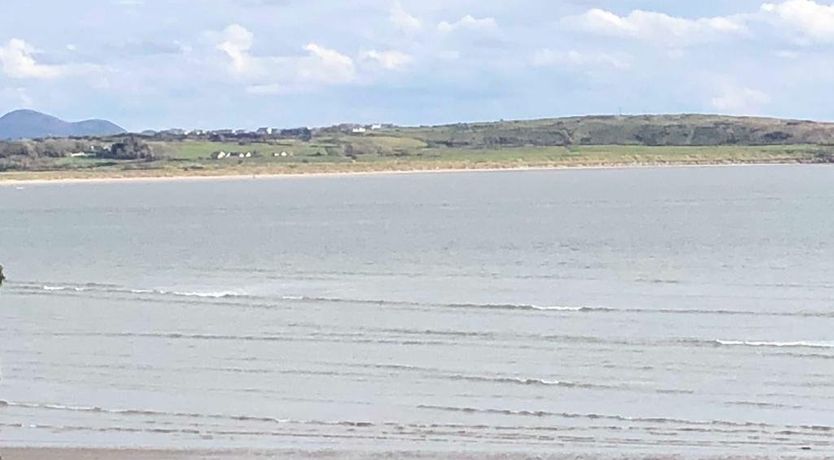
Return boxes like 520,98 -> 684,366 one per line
1,0 -> 833,130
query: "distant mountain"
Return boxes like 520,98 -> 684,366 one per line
0,109 -> 126,140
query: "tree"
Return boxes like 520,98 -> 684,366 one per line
102,137 -> 155,160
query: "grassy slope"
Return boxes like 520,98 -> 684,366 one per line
2,144 -> 830,182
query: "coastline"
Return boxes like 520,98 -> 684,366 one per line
0,159 -> 822,186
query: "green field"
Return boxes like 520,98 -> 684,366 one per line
1,142 -> 830,183
151,136 -> 832,165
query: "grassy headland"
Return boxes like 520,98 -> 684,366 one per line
2,114 -> 834,182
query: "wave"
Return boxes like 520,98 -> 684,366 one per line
14,282 -> 252,300
166,290 -> 248,299
414,404 -> 785,430
449,375 -> 608,389
725,401 -> 803,410
42,285 -> 88,292
132,288 -> 248,299
714,340 -> 834,349
43,331 -> 452,347
277,296 -> 600,312
0,400 -> 381,429
0,399 -> 789,430
11,283 -> 608,313
444,302 -> 611,312
12,280 -> 834,321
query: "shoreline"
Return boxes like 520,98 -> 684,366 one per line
0,160 -> 825,186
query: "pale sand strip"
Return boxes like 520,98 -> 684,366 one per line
0,162 -> 815,187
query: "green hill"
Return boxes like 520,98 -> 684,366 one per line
394,114 -> 834,148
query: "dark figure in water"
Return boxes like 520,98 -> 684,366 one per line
0,264 -> 5,287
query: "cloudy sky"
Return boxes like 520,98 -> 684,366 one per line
0,0 -> 832,130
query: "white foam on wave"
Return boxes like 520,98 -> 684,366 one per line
31,283 -> 608,313
127,288 -> 248,299
508,377 -> 564,386
168,290 -> 244,299
530,305 -> 586,311
36,284 -> 246,299
42,285 -> 87,292
717,340 -> 834,349
449,302 -> 606,312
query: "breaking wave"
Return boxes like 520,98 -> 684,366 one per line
714,340 -> 834,349
11,280 -> 834,320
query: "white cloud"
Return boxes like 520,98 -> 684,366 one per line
438,15 -> 498,33
360,49 -> 413,70
0,39 -> 71,79
532,49 -> 630,69
300,43 -> 356,85
214,25 -> 354,90
390,2 -> 422,33
216,24 -> 255,74
762,0 -> 834,43
711,86 -> 771,113
566,8 -> 747,46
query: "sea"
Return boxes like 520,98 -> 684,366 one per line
1,166 -> 833,457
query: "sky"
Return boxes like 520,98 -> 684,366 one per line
1,0 -> 833,131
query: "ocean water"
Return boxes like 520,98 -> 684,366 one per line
1,166 -> 833,456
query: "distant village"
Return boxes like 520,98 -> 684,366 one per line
0,121 -> 402,169
137,123 -> 395,143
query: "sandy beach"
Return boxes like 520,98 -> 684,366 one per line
0,160 -> 816,187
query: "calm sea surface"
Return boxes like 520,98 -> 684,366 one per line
1,166 -> 833,456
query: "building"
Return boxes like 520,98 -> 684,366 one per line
162,128 -> 186,136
